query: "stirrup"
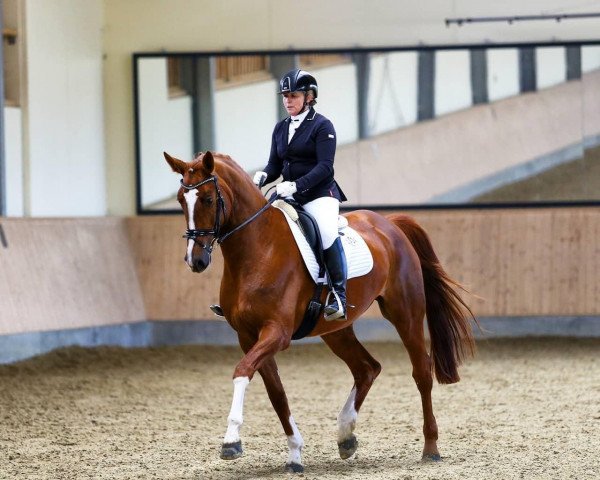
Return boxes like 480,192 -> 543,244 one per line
324,291 -> 346,321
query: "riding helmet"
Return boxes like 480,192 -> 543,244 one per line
278,69 -> 318,98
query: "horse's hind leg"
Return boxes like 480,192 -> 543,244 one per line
322,326 -> 382,460
379,298 -> 440,461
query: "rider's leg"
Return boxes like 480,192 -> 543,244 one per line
302,197 -> 347,320
322,237 -> 347,320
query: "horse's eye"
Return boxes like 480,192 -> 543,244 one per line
202,196 -> 214,206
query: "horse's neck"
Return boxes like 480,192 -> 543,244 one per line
216,163 -> 286,266
220,203 -> 283,267
224,182 -> 266,232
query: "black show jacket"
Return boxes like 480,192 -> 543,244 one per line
263,108 -> 347,205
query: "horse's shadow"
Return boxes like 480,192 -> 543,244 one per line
197,453 -> 433,479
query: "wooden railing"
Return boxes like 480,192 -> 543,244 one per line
216,55 -> 268,82
166,53 -> 353,95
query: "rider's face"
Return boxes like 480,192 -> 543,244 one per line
282,91 -> 306,116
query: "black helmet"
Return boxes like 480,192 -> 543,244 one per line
278,69 -> 318,98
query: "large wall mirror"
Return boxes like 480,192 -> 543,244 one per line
133,43 -> 600,213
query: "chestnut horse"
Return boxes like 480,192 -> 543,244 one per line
164,150 -> 476,473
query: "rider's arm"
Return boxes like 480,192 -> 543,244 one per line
262,124 -> 284,184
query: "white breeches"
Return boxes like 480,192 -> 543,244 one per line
302,196 -> 340,249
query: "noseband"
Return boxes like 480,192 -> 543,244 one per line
181,175 -> 278,255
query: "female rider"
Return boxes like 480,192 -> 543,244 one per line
253,69 -> 347,321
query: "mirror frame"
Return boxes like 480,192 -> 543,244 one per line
133,40 -> 600,215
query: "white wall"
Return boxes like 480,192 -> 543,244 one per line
536,47 -> 566,90
435,49 -> 472,116
215,80 -> 278,172
312,63 -> 359,145
487,48 -> 520,102
138,58 -> 193,207
582,46 -> 600,72
23,0 -> 105,216
368,52 -> 418,135
4,107 -> 24,216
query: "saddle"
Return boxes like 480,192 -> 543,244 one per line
272,199 -> 327,272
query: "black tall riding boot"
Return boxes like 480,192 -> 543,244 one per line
323,237 -> 347,321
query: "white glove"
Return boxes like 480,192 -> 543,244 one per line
276,181 -> 297,198
253,171 -> 267,187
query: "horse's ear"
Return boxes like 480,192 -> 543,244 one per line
164,151 -> 187,175
202,151 -> 215,173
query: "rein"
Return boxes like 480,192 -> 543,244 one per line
218,194 -> 278,244
181,175 -> 277,252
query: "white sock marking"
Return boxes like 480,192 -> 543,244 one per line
286,415 -> 304,465
223,376 -> 250,444
337,387 -> 358,443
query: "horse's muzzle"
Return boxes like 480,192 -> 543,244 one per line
189,251 -> 211,273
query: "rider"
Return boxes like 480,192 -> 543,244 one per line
253,69 -> 348,321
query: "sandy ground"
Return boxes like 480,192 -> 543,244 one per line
0,338 -> 599,480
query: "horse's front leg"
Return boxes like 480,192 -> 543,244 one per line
220,325 -> 291,461
258,356 -> 304,473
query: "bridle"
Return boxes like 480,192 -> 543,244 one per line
181,175 -> 226,255
181,175 -> 277,255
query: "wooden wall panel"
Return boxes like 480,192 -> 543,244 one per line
128,207 -> 600,321
125,216 -> 223,321
1,207 -> 597,337
0,218 -> 145,335
409,208 -> 600,317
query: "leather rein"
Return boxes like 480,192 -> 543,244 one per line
180,175 -> 277,254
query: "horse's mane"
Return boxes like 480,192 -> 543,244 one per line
190,151 -> 255,190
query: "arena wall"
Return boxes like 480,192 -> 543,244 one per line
128,208 -> 600,322
1,207 -> 598,361
0,218 -> 146,336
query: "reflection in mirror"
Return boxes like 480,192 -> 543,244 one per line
134,43 -> 600,213
472,45 -> 600,203
582,45 -> 600,200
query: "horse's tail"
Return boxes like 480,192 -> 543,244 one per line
388,213 -> 477,385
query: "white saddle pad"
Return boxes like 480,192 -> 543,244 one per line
273,203 -> 374,284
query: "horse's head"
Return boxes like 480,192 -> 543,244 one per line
164,151 -> 226,273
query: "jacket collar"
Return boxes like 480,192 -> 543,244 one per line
286,107 -> 316,124
282,107 -> 316,149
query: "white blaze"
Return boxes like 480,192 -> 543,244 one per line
184,189 -> 197,266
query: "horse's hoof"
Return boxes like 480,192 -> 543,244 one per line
338,434 -> 358,459
220,440 -> 243,460
422,452 -> 442,462
284,462 -> 304,473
